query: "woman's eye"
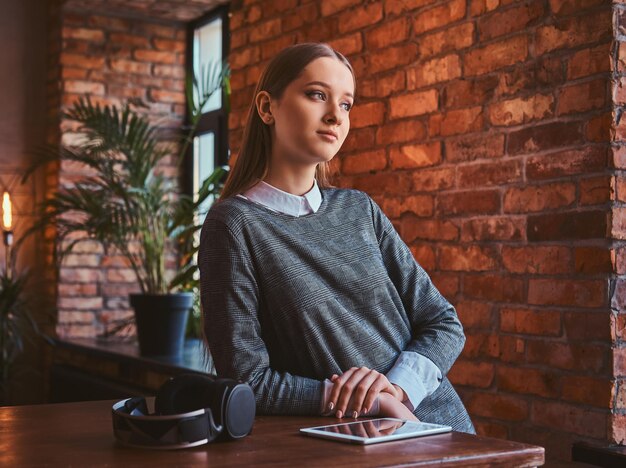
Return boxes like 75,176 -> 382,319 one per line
341,102 -> 352,111
307,91 -> 325,100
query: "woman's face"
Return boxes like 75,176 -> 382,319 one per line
267,56 -> 355,168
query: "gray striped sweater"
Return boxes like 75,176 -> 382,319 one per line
199,187 -> 474,432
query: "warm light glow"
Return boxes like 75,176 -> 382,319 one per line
2,192 -> 12,230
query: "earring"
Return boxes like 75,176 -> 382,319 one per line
264,117 -> 274,124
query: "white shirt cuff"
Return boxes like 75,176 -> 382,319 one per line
386,351 -> 442,411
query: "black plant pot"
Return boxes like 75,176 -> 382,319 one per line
130,293 -> 192,359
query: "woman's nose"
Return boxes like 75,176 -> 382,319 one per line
324,104 -> 342,125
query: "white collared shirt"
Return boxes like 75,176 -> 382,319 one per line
236,179 -> 322,217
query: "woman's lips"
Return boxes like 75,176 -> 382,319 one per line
317,130 -> 338,141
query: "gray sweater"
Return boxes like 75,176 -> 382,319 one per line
199,187 -> 474,432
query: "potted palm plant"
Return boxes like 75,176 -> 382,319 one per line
26,63 -> 229,358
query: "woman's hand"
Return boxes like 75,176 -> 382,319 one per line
378,392 -> 419,421
327,366 -> 401,418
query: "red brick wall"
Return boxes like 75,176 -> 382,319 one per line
228,0 -> 615,462
51,6 -> 186,337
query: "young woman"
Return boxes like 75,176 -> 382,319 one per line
199,43 -> 474,432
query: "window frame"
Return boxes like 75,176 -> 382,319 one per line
183,4 -> 230,197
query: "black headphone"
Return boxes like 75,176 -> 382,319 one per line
112,373 -> 256,449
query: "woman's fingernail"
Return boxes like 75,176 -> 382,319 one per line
336,410 -> 343,418
362,407 -> 368,415
352,410 -> 358,419
327,402 -> 334,411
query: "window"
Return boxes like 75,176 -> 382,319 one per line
186,6 -> 229,215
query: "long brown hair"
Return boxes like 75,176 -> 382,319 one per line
219,43 -> 355,200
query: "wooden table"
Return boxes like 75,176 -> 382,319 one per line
0,399 -> 544,467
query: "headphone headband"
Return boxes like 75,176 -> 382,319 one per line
112,397 -> 223,450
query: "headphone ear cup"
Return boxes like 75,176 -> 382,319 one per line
213,378 -> 256,440
154,374 -> 215,415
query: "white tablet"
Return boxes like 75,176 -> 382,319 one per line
300,418 -> 452,445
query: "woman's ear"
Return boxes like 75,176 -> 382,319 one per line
255,91 -> 274,125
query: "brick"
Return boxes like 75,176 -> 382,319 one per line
337,2 -> 383,34
503,182 -> 576,213
615,247 -> 626,274
110,59 -> 152,75
580,175 -> 612,206
466,392 -> 528,421
58,284 -> 98,296
342,150 -> 387,175
463,332 -> 500,359
431,272 -> 459,297
500,308 -> 562,336
611,278 -> 626,311
461,217 -> 525,242
375,119 -> 426,146
526,147 -> 606,180
389,90 -> 438,119
448,360 -> 494,388
410,244 -> 436,270
58,311 -> 96,325
341,127 -> 376,153
528,210 -> 607,241
389,141 -> 441,169
478,1 -> 544,41
320,0 -> 362,16
411,167 -> 456,192
106,33 -> 148,49
406,54 -> 461,89
149,89 -> 185,104
351,171 -> 412,196
464,35 -> 528,76
527,340 -> 608,373
413,0 -> 466,35
615,347 -> 626,376
62,27 -> 104,42
564,311 -> 609,340
153,38 -> 185,53
444,76 -> 498,109
401,217 -> 459,242
107,268 -> 137,282
418,22 -> 475,58
568,43 -> 611,79
249,18 -> 282,42
134,49 -> 176,65
350,102 -> 385,129
60,53 -> 105,69
64,80 -> 105,96
445,132 -> 504,162
365,17 -> 409,50
474,421 -> 508,439
497,366 -> 559,398
557,79 -> 608,115
528,278 -> 607,308
384,0 -> 439,15
438,189 -> 500,216
62,254 -> 101,268
59,297 -> 103,310
327,33 -> 363,56
612,207 -> 626,240
378,194 -> 434,219
498,335 -> 527,364
360,70 -> 405,98
503,246 -> 572,275
549,0 -> 607,15
369,43 -> 418,74
531,400 -> 607,439
507,121 -> 584,155
153,64 -> 185,79
229,46 -> 260,69
429,107 -> 483,137
464,274 -> 525,303
439,245 -> 499,271
489,94 -> 554,126
133,23 -> 180,40
456,300 -> 493,329
61,67 -> 88,80
562,375 -> 612,407
457,160 -> 521,188
586,112 -> 611,142
535,10 -> 611,55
